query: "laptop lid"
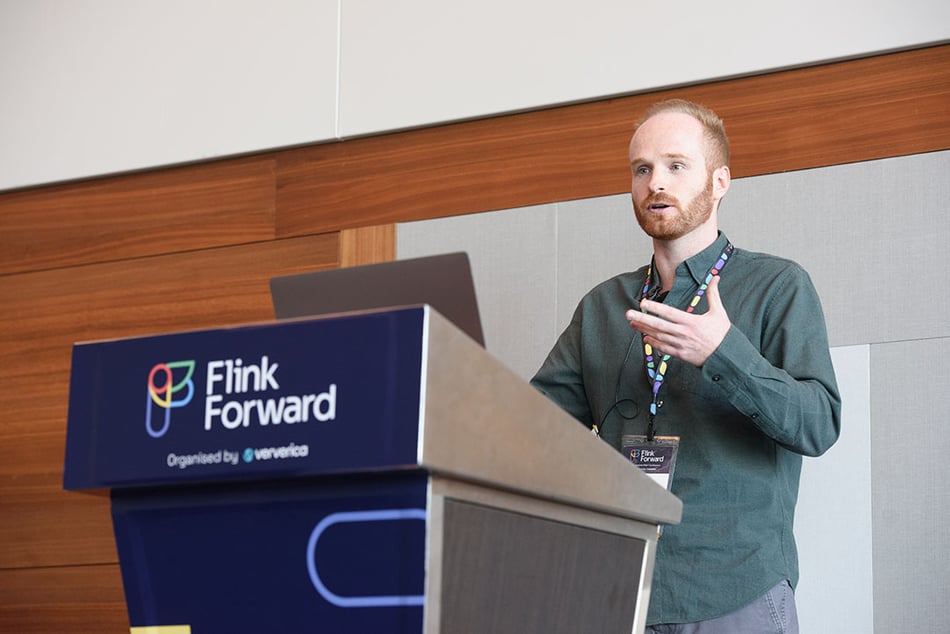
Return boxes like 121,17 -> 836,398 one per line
269,252 -> 485,346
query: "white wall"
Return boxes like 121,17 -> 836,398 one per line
796,345 -> 873,634
0,0 -> 338,191
2,0 -> 948,191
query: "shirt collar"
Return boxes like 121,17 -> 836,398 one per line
680,231 -> 730,286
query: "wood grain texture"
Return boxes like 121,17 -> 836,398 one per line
275,44 -> 950,237
0,604 -> 129,634
0,155 -> 277,276
340,223 -> 396,267
0,564 -> 128,634
0,233 -> 339,399
0,437 -> 116,569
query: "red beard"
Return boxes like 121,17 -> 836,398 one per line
634,176 -> 715,241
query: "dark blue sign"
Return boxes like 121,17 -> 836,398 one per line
64,307 -> 427,489
112,471 -> 429,632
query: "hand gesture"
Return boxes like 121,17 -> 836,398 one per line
624,274 -> 730,367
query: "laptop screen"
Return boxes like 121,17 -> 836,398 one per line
269,252 -> 485,346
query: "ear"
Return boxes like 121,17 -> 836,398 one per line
712,165 -> 731,203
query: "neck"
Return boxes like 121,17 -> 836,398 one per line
651,225 -> 718,290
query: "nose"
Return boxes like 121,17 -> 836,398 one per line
649,174 -> 666,193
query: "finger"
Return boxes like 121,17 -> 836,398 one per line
625,308 -> 669,334
705,274 -> 729,319
636,295 -> 675,317
704,274 -> 721,309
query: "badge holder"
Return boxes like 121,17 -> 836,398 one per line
621,435 -> 680,491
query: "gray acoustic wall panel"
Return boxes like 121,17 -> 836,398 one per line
554,194 -> 652,335
398,202 -> 559,380
721,151 -> 950,347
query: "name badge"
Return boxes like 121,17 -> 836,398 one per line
621,435 -> 680,491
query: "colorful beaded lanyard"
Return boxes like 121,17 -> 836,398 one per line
640,241 -> 734,441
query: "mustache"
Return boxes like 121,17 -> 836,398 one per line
643,193 -> 679,207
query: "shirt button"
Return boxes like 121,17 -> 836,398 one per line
750,413 -> 759,420
712,375 -> 721,382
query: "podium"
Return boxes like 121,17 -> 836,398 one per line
64,305 -> 681,633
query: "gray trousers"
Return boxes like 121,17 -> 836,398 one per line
645,580 -> 799,634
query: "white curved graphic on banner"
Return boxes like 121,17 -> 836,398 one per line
306,508 -> 427,608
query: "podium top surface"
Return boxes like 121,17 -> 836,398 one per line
64,305 -> 681,525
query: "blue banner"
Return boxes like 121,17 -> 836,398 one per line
112,471 -> 428,632
64,307 -> 427,489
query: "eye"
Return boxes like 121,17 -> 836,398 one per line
634,165 -> 651,176
670,162 -> 685,171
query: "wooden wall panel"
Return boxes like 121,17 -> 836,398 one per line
716,49 -> 950,178
340,224 -> 396,267
0,234 -> 339,403
275,44 -> 950,237
0,438 -> 116,568
0,156 -> 277,276
0,564 -> 127,634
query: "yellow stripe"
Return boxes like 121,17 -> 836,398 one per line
130,626 -> 191,634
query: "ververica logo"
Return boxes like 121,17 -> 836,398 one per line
146,361 -> 196,438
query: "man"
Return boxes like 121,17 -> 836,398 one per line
530,99 -> 841,633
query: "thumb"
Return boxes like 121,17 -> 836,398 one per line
705,274 -> 723,311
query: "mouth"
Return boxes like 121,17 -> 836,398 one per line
643,194 -> 678,212
645,200 -> 678,214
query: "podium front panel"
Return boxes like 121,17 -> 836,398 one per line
65,307 -> 427,490
112,471 -> 428,632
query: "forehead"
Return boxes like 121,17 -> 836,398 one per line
628,112 -> 708,164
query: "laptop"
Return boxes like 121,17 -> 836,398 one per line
269,252 -> 485,346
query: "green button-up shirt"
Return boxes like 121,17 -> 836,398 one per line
530,232 -> 842,625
